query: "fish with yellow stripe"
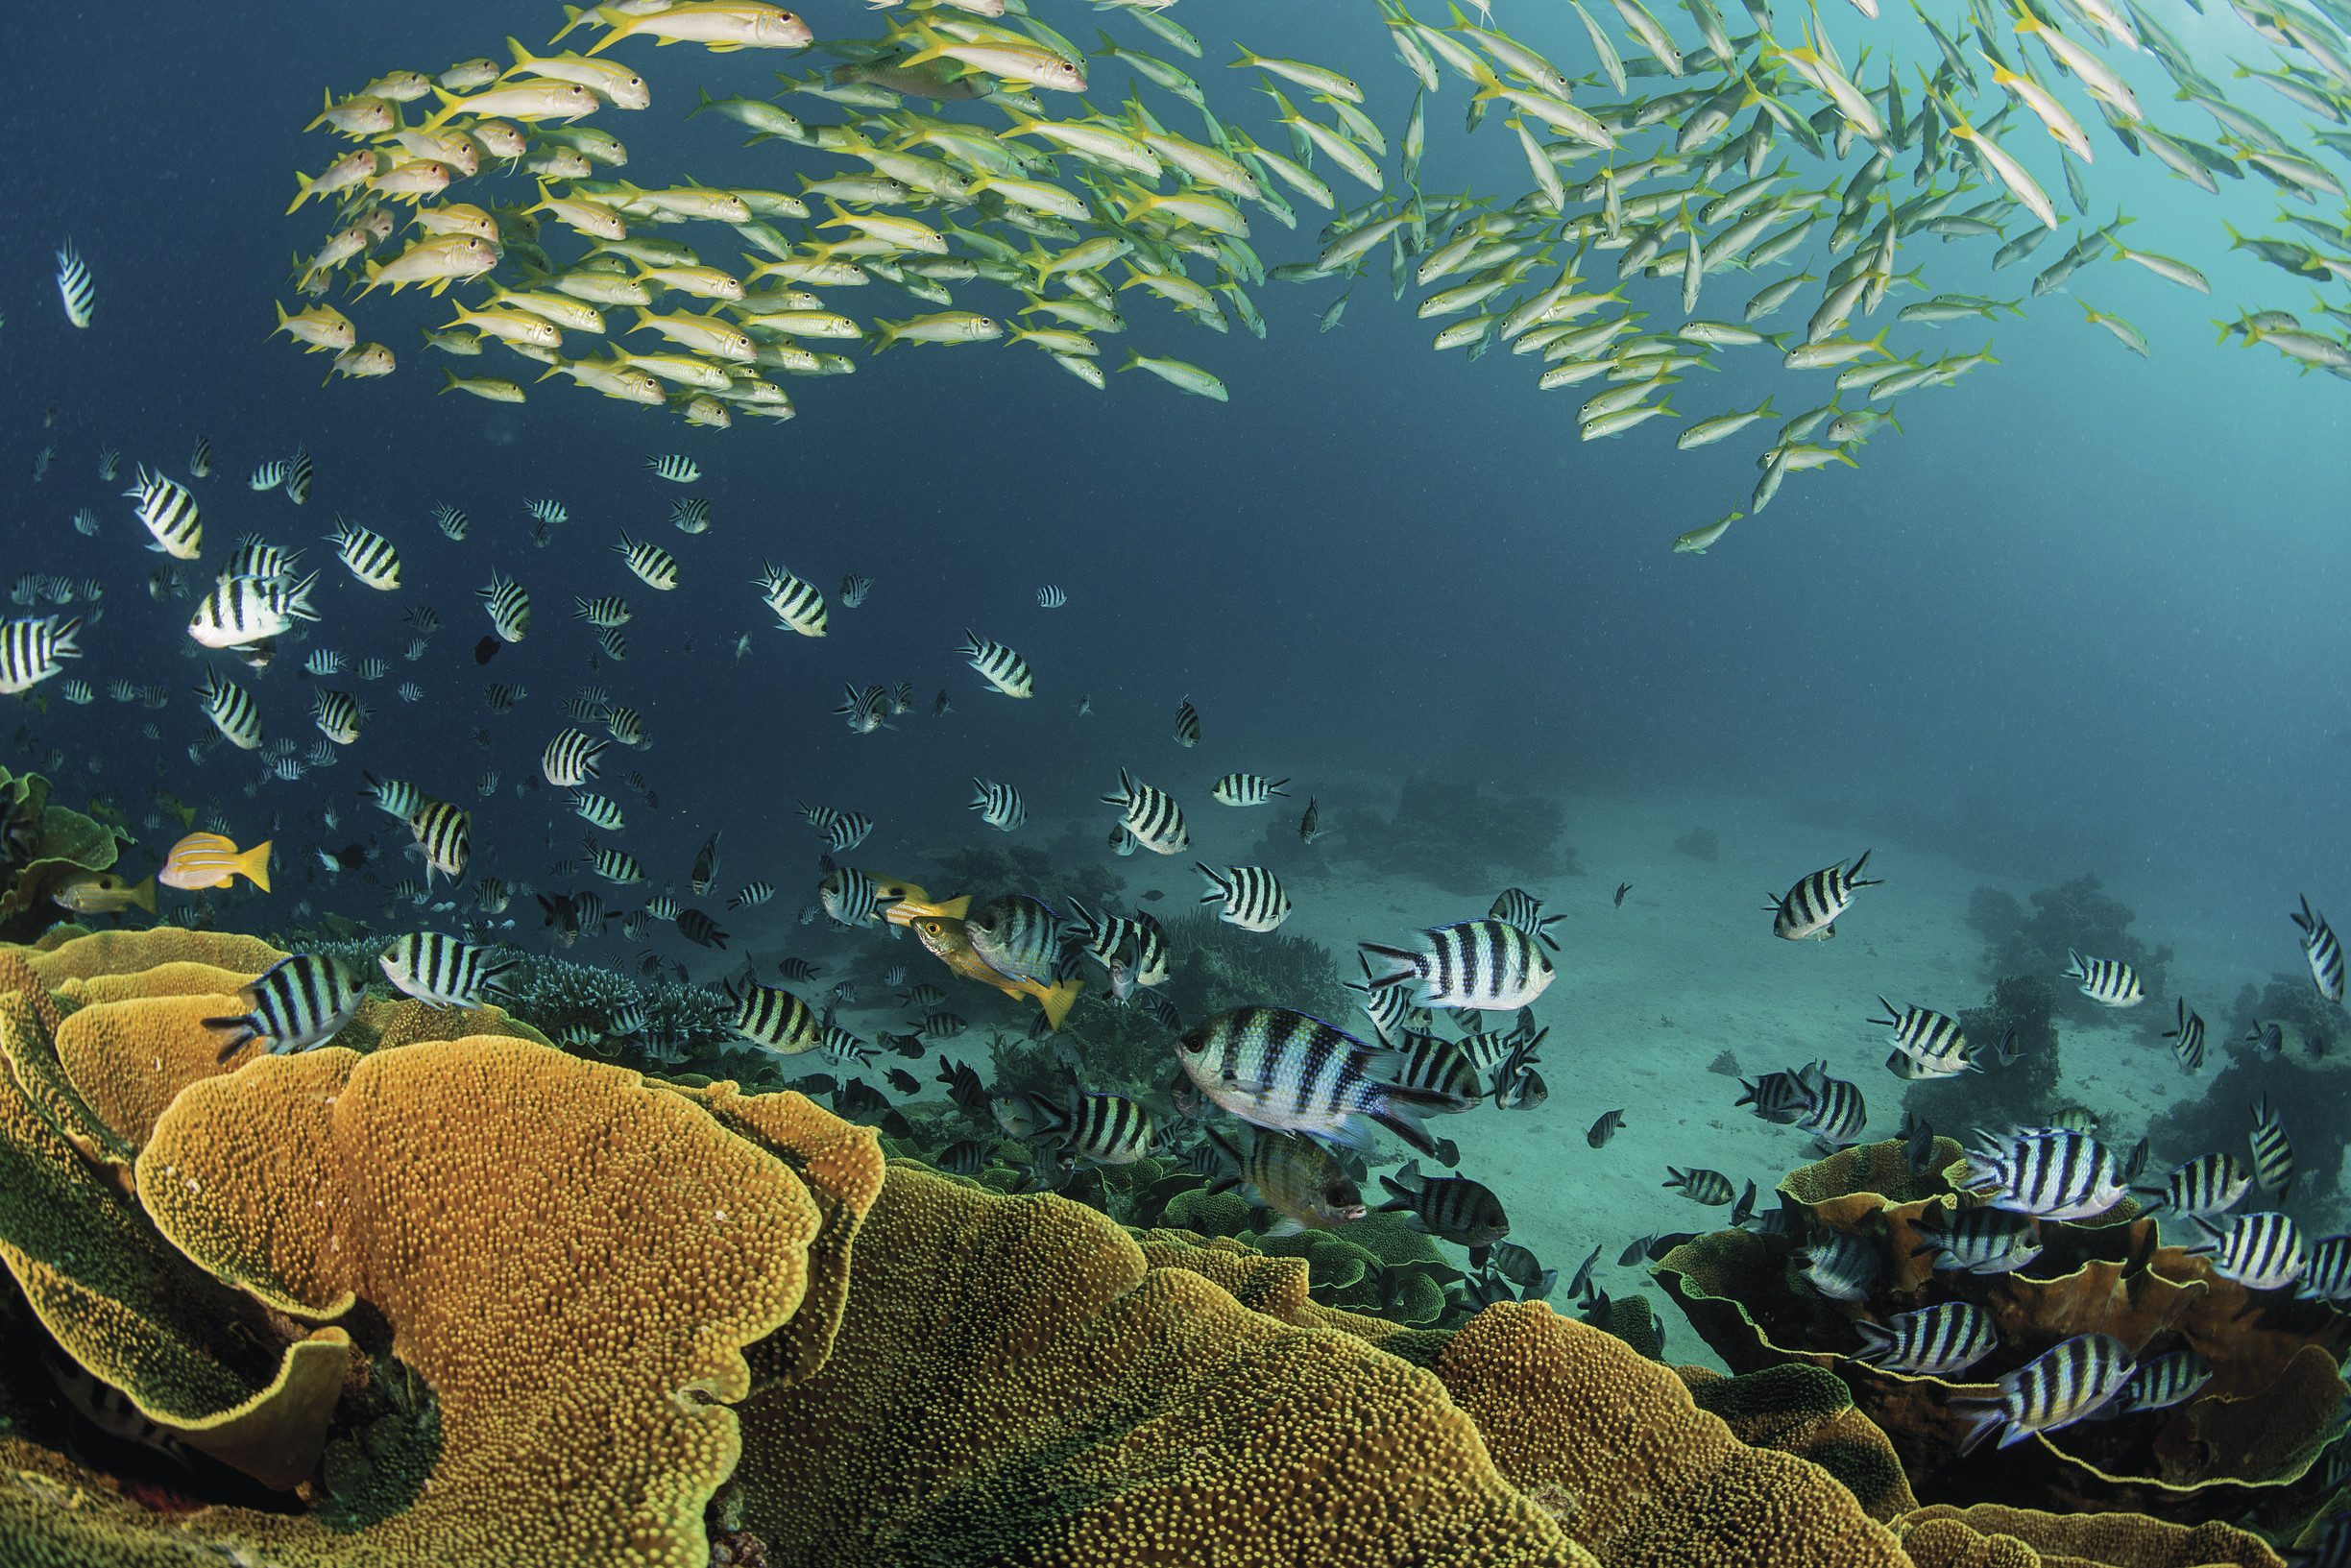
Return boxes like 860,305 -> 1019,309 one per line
159,832 -> 272,892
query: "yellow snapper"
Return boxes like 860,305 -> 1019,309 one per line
160,832 -> 272,892
49,871 -> 157,917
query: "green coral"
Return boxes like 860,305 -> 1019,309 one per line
0,771 -> 135,947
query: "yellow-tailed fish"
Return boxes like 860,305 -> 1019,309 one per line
160,832 -> 272,892
49,871 -> 157,917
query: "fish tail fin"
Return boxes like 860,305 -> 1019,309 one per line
548,3 -> 598,44
284,170 -> 317,216
418,84 -> 466,133
130,875 -> 156,915
239,841 -> 274,893
1040,977 -> 1084,1031
1357,942 -> 1420,988
352,258 -> 385,301
1947,1398 -> 2015,1457
1117,347 -> 1145,373
503,36 -> 538,72
581,7 -> 632,56
936,895 -> 970,920
440,366 -> 462,394
1262,1217 -> 1307,1239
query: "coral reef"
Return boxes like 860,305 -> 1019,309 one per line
0,769 -> 137,947
1894,1505 -> 2285,1568
2227,972 -> 2341,1062
1672,827 -> 1719,862
1655,1140 -> 2350,1528
1342,773 -> 1577,897
2143,1044 -> 2351,1218
1164,909 -> 1349,1028
1900,976 -> 2064,1141
1974,874 -> 2171,1019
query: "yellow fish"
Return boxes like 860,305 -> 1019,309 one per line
877,876 -> 970,928
160,832 -> 272,892
152,790 -> 197,830
49,872 -> 156,917
910,915 -> 1082,1031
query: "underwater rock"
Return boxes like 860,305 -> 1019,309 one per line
1900,977 -> 2063,1144
1980,873 -> 2171,1021
2144,1046 -> 2351,1216
1672,827 -> 1719,862
1345,773 -> 1576,897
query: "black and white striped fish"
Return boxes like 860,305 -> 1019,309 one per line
219,535 -> 303,583
2188,1210 -> 2306,1291
0,615 -> 80,696
2063,950 -> 2144,1007
483,682 -> 522,713
188,435 -> 213,478
1378,1161 -> 1511,1261
196,665 -> 263,749
378,931 -> 518,1009
614,532 -> 679,590
755,559 -> 826,636
1103,768 -> 1188,855
204,953 -> 366,1061
1851,1302 -> 2000,1377
818,862 -> 897,930
2164,999 -> 2207,1073
1060,1093 -> 1157,1165
1385,1029 -> 1487,1112
55,239 -> 94,326
732,982 -> 825,1055
364,772 -> 424,817
1036,584 -> 1067,608
1198,862 -> 1292,932
2138,1151 -> 2251,1218
728,881 -> 775,910
251,460 -> 288,492
525,497 -> 567,525
543,727 -> 609,786
1909,1205 -> 2042,1273
2293,895 -> 2345,1003
960,630 -> 1033,697
798,802 -> 874,852
97,446 -> 119,482
2303,1235 -> 2351,1301
312,688 -> 368,745
2114,1351 -> 2214,1414
1172,694 -> 1200,746
1796,1229 -> 1878,1300
1299,797 -> 1321,844
125,466 -> 203,558
571,791 -> 624,830
1768,850 -> 1880,941
839,573 -> 873,608
572,595 -> 630,628
1361,919 -> 1555,1010
1175,1005 -> 1452,1155
435,502 -> 469,540
889,682 -> 913,715
2250,1093 -> 2296,1198
1129,910 -> 1171,988
357,657 -> 391,680
1351,953 -> 1433,1045
1486,887 -> 1563,952
1951,1335 -> 2134,1454
1965,1127 -> 2125,1219
670,496 -> 711,534
969,778 -> 1025,832
283,446 -> 314,505
186,571 -> 318,649
589,846 -> 643,884
1663,1167 -> 1736,1204
407,799 -> 471,882
326,518 -> 401,590
479,571 -> 530,640
1211,772 -> 1290,807
1794,1064 -> 1868,1145
645,453 -> 700,483
1871,996 -> 1974,1078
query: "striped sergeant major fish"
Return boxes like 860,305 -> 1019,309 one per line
969,778 -> 1026,832
1036,584 -> 1067,608
1172,694 -> 1200,747
727,881 -> 774,909
1059,1093 -> 1157,1165
572,791 -> 624,830
283,446 -> 314,505
1385,1029 -> 1487,1112
573,594 -> 630,628
1767,850 -> 1879,940
730,981 -> 825,1055
819,860 -> 906,932
588,845 -> 643,884
613,531 -> 680,590
204,953 -> 367,1062
1963,1127 -> 2127,1220
2304,1235 -> 2351,1302
1350,953 -> 1434,1046
406,798 -> 471,882
1378,1160 -> 1512,1265
1211,772 -> 1290,807
543,726 -> 609,786
1197,862 -> 1291,932
960,630 -> 1034,697
756,559 -> 827,636
2186,1210 -> 2307,1291
2249,1093 -> 2295,1199
0,615 -> 81,696
1360,918 -> 1556,1011
798,801 -> 873,852
1794,1062 -> 1867,1146
1103,767 -> 1188,854
218,534 -> 303,582
1950,1335 -> 2135,1455
839,573 -> 873,608
1662,1167 -> 1736,1204
479,571 -> 530,640
1487,887 -> 1563,951
1870,997 -> 1974,1078
1850,1302 -> 2000,1377
2113,1351 -> 2215,1414
196,664 -> 264,749
692,831 -> 721,895
188,435 -> 213,477
2063,950 -> 2144,1007
644,452 -> 700,482
525,498 -> 566,526
377,931 -> 519,1009
43,1352 -> 196,1469
2293,895 -> 2345,1003
1130,910 -> 1171,988
1174,1004 -> 1454,1155
304,697 -> 362,754
836,683 -> 891,734
54,239 -> 94,327
2164,998 -> 2206,1073
435,503 -> 469,539
670,496 -> 711,534
126,466 -> 204,558
2135,1151 -> 2250,1219
252,460 -> 289,492
1908,1205 -> 2042,1273
1795,1228 -> 1878,1301
363,772 -> 424,818
1060,897 -> 1140,973
325,517 -> 402,590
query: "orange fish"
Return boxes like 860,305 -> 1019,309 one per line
911,915 -> 1082,1030
875,875 -> 970,928
160,832 -> 272,892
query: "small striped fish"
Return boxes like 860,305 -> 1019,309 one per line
571,792 -> 624,830
407,799 -> 471,882
1211,772 -> 1290,807
1361,918 -> 1555,1010
589,846 -> 643,884
1486,887 -> 1563,951
1386,1029 -> 1486,1111
283,447 -> 314,505
1795,1064 -> 1867,1145
839,573 -> 873,607
1851,1302 -> 2000,1377
797,802 -> 874,852
1197,862 -> 1292,931
733,982 -> 824,1055
60,679 -> 93,705
728,881 -> 775,910
1964,1127 -> 2125,1219
1663,1167 -> 1736,1204
818,863 -> 895,929
398,682 -> 424,703
218,535 -> 302,584
357,657 -> 391,680
969,778 -> 1026,832
1036,584 -> 1067,608
670,496 -> 711,534
188,435 -> 213,478
2064,950 -> 2144,1007
364,773 -> 424,817
2139,1151 -> 2251,1218
483,682 -> 522,713
70,507 -> 97,537
0,615 -> 81,695
755,559 -> 826,636
187,572 -> 319,649
1174,1005 -> 1452,1155
543,727 -> 609,786
196,665 -> 263,748
250,460 -> 288,492
479,571 -> 530,640
1871,997 -> 1973,1078
645,453 -> 700,482
613,532 -> 679,590
2114,1351 -> 2215,1414
1352,955 -> 1432,1046
1062,1093 -> 1157,1165
204,953 -> 365,1061
97,446 -> 119,481
1061,898 -> 1139,972
1795,1230 -> 1878,1300
377,931 -> 518,1008
2164,999 -> 2206,1073
1131,910 -> 1171,987
125,466 -> 203,558
572,595 -> 630,627
1951,1336 -> 2134,1454
1102,768 -> 1188,854
1377,1161 -> 1511,1254
55,239 -> 93,327
312,689 -> 368,744
2294,895 -> 2345,1003
2303,1234 -> 2351,1301
1201,1127 -> 1367,1237
1910,1205 -> 2042,1273
604,705 -> 644,747
305,649 -> 345,676
1768,850 -> 1879,940
435,503 -> 469,540
2188,1210 -> 2306,1291
960,630 -> 1033,697
2249,1093 -> 2295,1198
475,770 -> 499,798
1172,694 -> 1200,746
326,518 -> 402,590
